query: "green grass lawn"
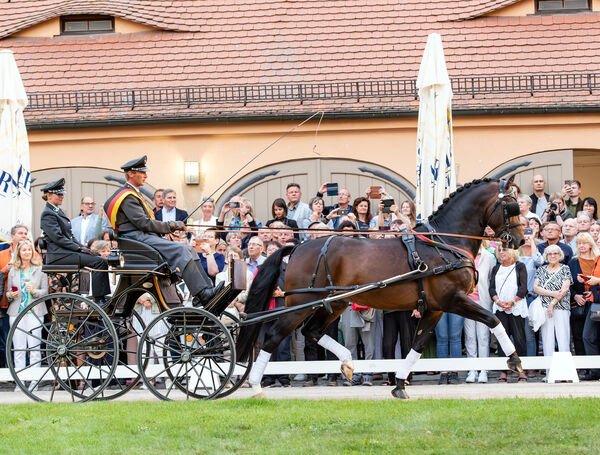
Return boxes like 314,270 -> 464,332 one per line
0,398 -> 598,454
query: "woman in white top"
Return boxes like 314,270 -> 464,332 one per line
6,240 -> 48,388
533,244 -> 573,359
489,245 -> 529,382
197,198 -> 218,230
464,242 -> 495,384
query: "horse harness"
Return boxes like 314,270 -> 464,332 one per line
284,230 -> 475,315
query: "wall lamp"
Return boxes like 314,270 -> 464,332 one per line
184,161 -> 200,185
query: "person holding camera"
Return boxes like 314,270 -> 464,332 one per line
320,186 -> 352,230
541,193 -> 572,227
562,180 -> 584,218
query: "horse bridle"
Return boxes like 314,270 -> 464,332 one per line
486,179 -> 522,244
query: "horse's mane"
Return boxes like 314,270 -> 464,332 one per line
416,177 -> 498,227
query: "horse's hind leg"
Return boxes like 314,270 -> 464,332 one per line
248,307 -> 314,397
447,291 -> 523,374
392,310 -> 443,399
301,303 -> 352,380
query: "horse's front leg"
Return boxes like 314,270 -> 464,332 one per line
248,307 -> 314,398
391,310 -> 443,399
446,291 -> 523,374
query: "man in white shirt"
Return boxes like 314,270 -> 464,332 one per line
245,237 -> 266,275
71,196 -> 109,245
285,183 -> 312,239
155,189 -> 189,222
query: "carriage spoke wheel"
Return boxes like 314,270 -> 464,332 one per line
7,293 -> 118,403
95,311 -> 150,400
214,311 -> 254,399
137,307 -> 235,401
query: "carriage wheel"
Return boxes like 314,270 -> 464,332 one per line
7,293 -> 118,403
95,311 -> 150,400
137,307 -> 235,401
214,311 -> 254,399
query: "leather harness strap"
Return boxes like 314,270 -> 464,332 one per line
401,229 -> 429,316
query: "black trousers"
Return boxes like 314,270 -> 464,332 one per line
383,311 -> 417,382
583,309 -> 600,376
495,311 -> 527,358
570,304 -> 589,356
304,318 -> 339,381
46,252 -> 111,298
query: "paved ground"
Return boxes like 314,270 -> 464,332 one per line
1,372 -> 599,404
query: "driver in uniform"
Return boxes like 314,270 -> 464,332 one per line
104,156 -> 223,306
40,178 -> 111,304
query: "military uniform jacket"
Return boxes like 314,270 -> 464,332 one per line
104,184 -> 169,234
41,202 -> 83,256
105,184 -> 195,274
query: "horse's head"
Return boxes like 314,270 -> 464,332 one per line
486,175 -> 525,249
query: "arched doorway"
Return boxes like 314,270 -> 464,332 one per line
31,167 -> 156,238
485,149 -> 574,196
215,158 -> 416,223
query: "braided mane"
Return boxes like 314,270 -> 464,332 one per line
422,177 -> 498,223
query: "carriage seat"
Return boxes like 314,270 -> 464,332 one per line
115,236 -> 168,270
42,264 -> 81,274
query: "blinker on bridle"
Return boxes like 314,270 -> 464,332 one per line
487,180 -> 522,244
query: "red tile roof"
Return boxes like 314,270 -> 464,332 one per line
1,0 -> 599,125
0,0 -> 202,39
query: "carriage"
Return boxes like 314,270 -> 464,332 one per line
7,177 -> 526,402
6,234 -> 253,402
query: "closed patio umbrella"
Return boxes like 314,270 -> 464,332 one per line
0,49 -> 31,248
415,33 -> 456,222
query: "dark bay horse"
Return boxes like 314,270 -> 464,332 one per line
237,177 -> 525,398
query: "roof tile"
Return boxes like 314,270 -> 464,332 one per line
0,0 -> 599,123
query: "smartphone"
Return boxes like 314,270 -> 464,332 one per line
338,208 -> 350,216
523,228 -> 533,235
11,286 -> 18,292
326,183 -> 339,196
579,274 -> 592,281
382,199 -> 394,214
228,201 -> 240,209
564,179 -> 573,186
368,186 -> 382,199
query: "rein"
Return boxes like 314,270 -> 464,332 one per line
183,222 -> 501,242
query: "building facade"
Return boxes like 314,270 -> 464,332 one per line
2,0 -> 600,232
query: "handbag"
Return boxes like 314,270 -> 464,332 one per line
590,303 -> 600,322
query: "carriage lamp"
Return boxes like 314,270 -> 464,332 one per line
107,248 -> 124,268
184,161 -> 200,185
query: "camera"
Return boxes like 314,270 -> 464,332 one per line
550,202 -> 558,211
382,199 -> 395,214
338,208 -> 350,216
228,202 -> 240,209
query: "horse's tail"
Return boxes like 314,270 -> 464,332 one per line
236,245 -> 294,362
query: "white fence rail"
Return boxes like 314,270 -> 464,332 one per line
1,356 -> 599,382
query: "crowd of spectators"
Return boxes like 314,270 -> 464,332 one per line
1,174 -> 600,391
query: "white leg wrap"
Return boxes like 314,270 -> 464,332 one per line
317,334 -> 352,361
491,323 -> 516,357
248,350 -> 272,385
395,349 -> 421,380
